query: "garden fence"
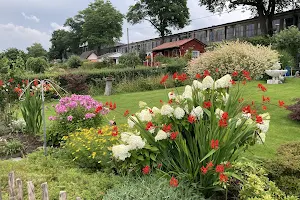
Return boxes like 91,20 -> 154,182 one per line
0,171 -> 81,200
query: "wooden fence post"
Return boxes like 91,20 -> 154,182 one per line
41,183 -> 49,200
59,191 -> 67,200
27,181 -> 35,200
8,172 -> 15,200
16,179 -> 23,200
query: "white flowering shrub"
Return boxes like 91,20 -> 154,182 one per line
111,73 -> 283,197
186,41 -> 279,79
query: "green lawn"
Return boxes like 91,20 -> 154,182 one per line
43,78 -> 300,159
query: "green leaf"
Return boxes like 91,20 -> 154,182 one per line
137,155 -> 144,161
200,150 -> 216,163
150,153 -> 156,161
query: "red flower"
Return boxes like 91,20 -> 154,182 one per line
124,110 -> 130,117
216,164 -> 225,173
256,115 -> 263,124
263,96 -> 270,102
207,161 -> 214,169
188,115 -> 196,124
162,124 -> 172,132
169,177 -> 179,187
146,122 -> 154,131
201,166 -> 208,175
203,70 -> 210,77
242,80 -> 247,85
0,80 -> 3,87
112,126 -> 118,136
210,139 -> 219,150
8,78 -> 14,83
225,162 -> 231,168
250,109 -> 257,116
142,165 -> 151,175
95,106 -> 103,114
106,102 -> 117,110
215,68 -> 219,72
195,73 -> 202,79
232,71 -> 238,77
33,79 -> 39,86
218,119 -> 228,127
149,109 -> 154,114
98,129 -> 103,135
173,72 -> 178,80
168,99 -> 173,104
14,87 -> 22,95
203,101 -> 212,109
230,80 -> 236,85
157,163 -> 162,169
170,132 -> 179,140
279,100 -> 285,107
219,173 -> 228,183
262,105 -> 267,110
242,70 -> 250,77
221,112 -> 229,120
238,98 -> 244,103
160,74 -> 169,84
160,100 -> 164,104
258,84 -> 267,92
177,73 -> 188,82
242,105 -> 251,114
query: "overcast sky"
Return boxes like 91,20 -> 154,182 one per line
0,0 -> 252,52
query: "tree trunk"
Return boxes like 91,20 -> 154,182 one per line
267,15 -> 274,36
161,32 -> 165,44
257,7 -> 268,35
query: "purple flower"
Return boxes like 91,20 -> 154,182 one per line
67,115 -> 73,121
85,113 -> 96,119
49,116 -> 57,121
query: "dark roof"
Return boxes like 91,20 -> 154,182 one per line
80,50 -> 97,60
152,38 -> 206,51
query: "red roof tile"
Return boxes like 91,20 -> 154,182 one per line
152,38 -> 194,51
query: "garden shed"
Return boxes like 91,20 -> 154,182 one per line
152,38 -> 206,59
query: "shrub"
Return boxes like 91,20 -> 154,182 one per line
119,53 -> 141,68
47,95 -> 108,146
111,74 -> 277,197
81,61 -> 112,69
60,74 -> 89,94
232,161 -> 297,200
243,35 -> 274,46
278,50 -> 296,68
264,142 -> 300,196
67,55 -> 82,68
64,125 -> 127,169
20,89 -> 42,135
287,99 -> 300,121
26,57 -> 48,73
103,175 -> 205,200
186,41 -> 279,79
0,139 -> 23,157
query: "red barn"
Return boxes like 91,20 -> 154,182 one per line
152,38 -> 206,59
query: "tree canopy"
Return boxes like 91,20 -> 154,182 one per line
49,30 -> 71,60
127,0 -> 190,43
198,0 -> 300,36
27,43 -> 47,58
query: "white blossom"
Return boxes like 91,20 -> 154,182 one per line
202,76 -> 214,90
155,130 -> 168,141
152,107 -> 161,115
112,144 -> 131,161
128,116 -> 138,128
215,108 -> 224,119
257,132 -> 266,144
127,135 -> 146,150
257,120 -> 270,133
121,132 -> 131,143
192,80 -> 203,90
161,104 -> 174,116
168,92 -> 176,100
191,106 -> 203,118
138,109 -> 152,122
222,93 -> 230,104
139,101 -> 147,108
182,85 -> 193,99
174,107 -> 185,119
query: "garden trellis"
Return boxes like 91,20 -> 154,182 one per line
19,79 -> 68,156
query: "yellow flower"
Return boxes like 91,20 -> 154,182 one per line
92,152 -> 96,159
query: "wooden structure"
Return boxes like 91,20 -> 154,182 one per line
1,171 -> 81,200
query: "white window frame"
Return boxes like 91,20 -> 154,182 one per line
192,50 -> 200,58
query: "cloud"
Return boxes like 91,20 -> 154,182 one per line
21,12 -> 40,23
50,22 -> 70,31
0,23 -> 50,51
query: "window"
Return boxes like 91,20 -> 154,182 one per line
214,28 -> 225,41
273,19 -> 280,32
209,30 -> 214,42
235,25 -> 244,38
226,26 -> 234,39
192,51 -> 200,59
246,24 -> 255,37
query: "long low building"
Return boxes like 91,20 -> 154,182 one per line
81,9 -> 300,57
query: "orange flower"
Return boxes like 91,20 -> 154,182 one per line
169,177 -> 179,187
210,139 -> 219,150
123,110 -> 130,117
195,73 -> 202,79
160,74 -> 169,84
219,173 -> 228,183
279,100 -> 285,107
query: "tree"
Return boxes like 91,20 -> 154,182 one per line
3,48 -> 27,62
274,26 -> 300,67
127,0 -> 190,43
119,53 -> 142,68
81,0 -> 123,49
27,43 -> 47,58
26,57 -> 48,73
198,0 -> 300,36
49,30 -> 71,60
